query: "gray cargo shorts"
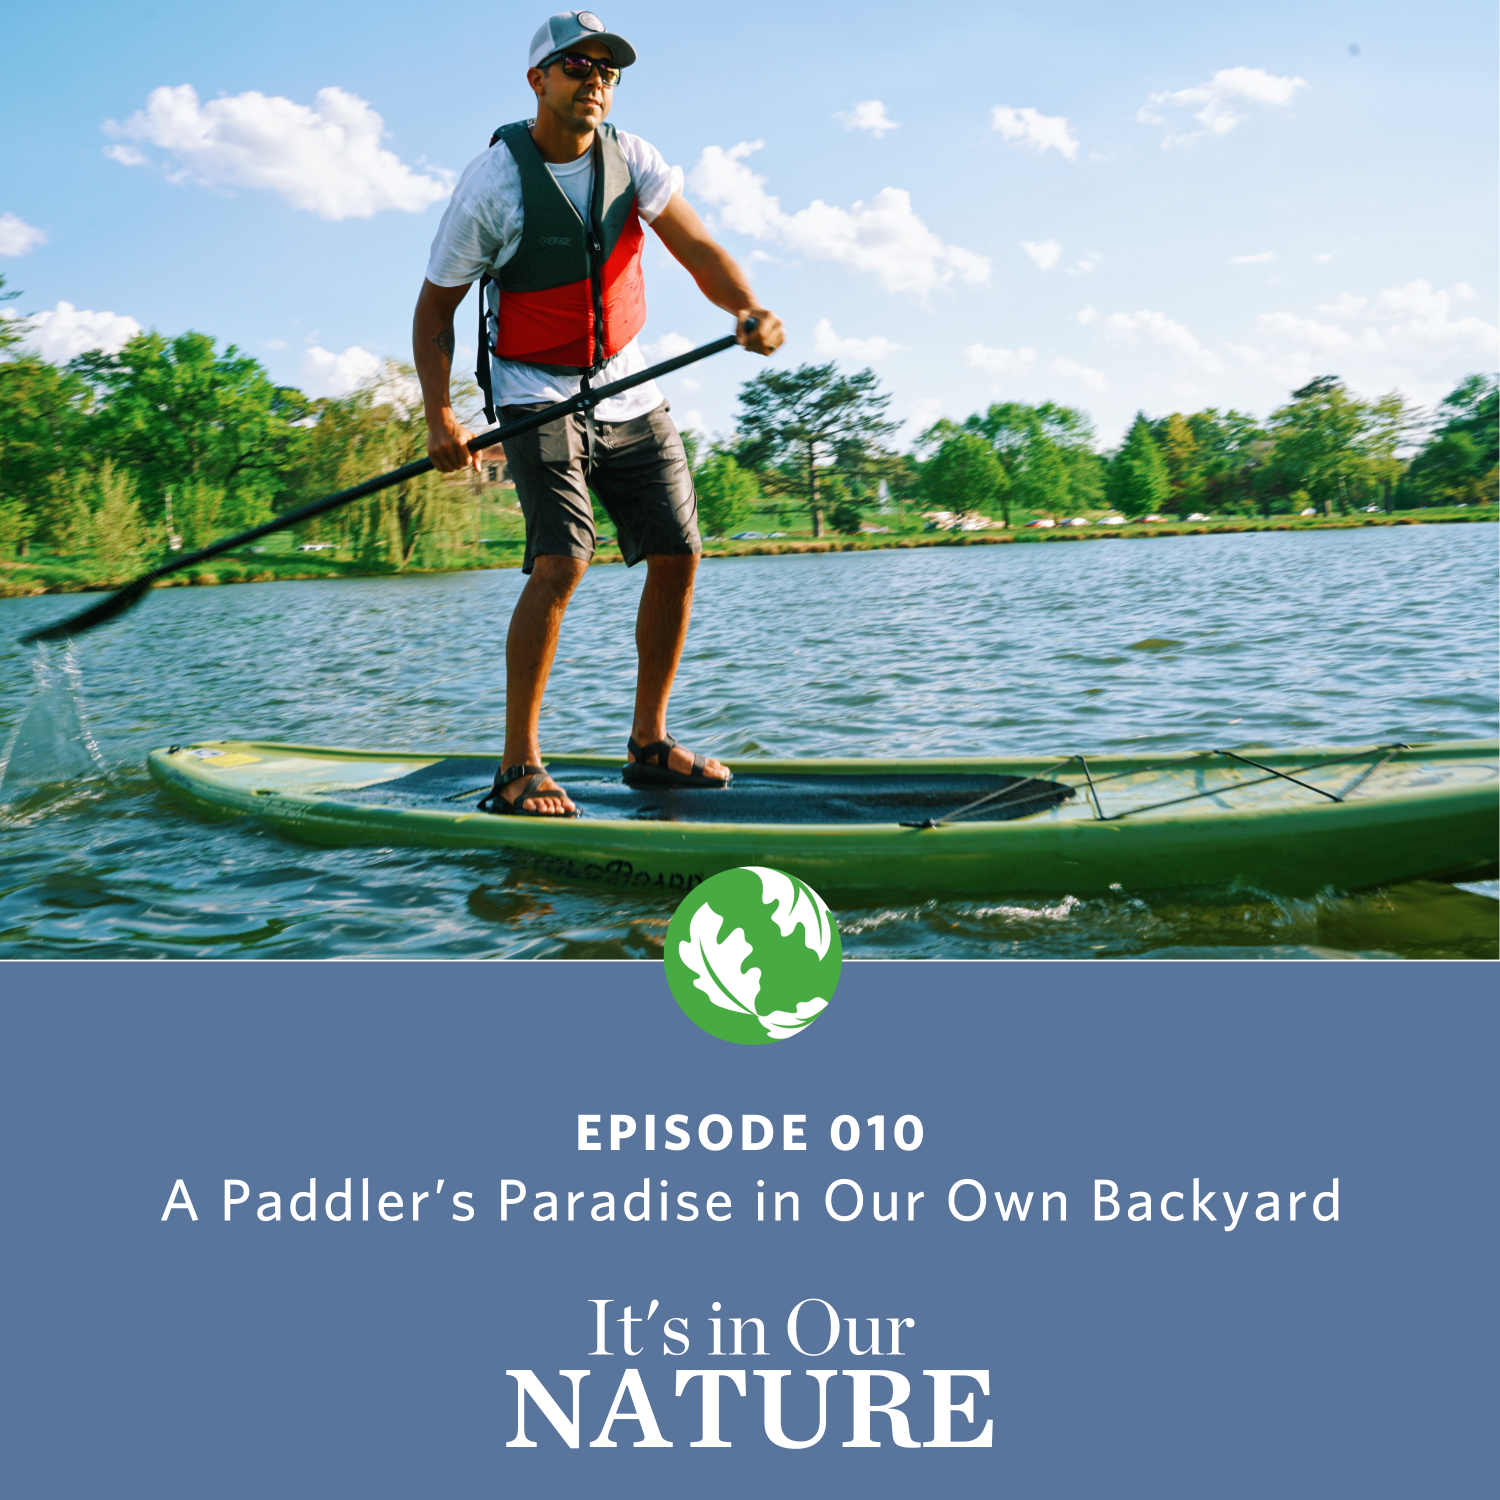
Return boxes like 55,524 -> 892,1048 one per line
499,400 -> 701,574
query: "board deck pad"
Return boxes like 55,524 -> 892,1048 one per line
332,759 -> 1077,825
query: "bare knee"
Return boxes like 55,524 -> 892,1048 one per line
645,553 -> 698,591
528,553 -> 589,603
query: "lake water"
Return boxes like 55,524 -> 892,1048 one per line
1,525 -> 1495,960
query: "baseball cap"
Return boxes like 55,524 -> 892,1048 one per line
528,11 -> 637,70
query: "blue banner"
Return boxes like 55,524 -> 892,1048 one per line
3,960 -> 1491,1498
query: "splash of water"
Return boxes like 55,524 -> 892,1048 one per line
0,644 -> 109,806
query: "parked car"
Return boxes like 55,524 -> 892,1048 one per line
730,532 -> 764,540
1065,517 -> 1089,526
1185,513 -> 1209,522
767,532 -> 786,538
1299,508 -> 1317,516
1023,518 -> 1056,528
1101,515 -> 1126,524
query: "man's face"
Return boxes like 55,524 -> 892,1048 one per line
530,38 -> 616,134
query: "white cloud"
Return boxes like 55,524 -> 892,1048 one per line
1312,252 -> 1336,263
964,344 -> 1036,375
1021,239 -> 1062,271
812,318 -> 902,361
103,84 -> 453,220
1067,252 -> 1102,275
1076,306 -> 1099,325
0,213 -> 47,257
1306,279 -> 1497,352
1048,357 -> 1107,391
1138,67 -> 1307,148
1231,251 -> 1275,264
23,301 -> 141,361
640,331 -> 695,362
1315,292 -> 1366,317
908,397 -> 944,432
677,408 -> 707,438
1099,309 -> 1223,371
1224,343 -> 1265,363
835,100 -> 899,137
990,106 -> 1080,161
301,344 -> 383,397
689,142 -> 988,298
1256,312 -> 1384,354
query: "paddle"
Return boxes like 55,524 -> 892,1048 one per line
19,319 -> 758,645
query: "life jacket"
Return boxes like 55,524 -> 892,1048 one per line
474,120 -> 646,420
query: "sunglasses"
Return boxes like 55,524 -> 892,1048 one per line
552,52 -> 622,85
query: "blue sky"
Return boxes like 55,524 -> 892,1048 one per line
3,0 -> 1495,446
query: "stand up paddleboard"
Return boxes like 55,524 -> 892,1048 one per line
147,740 -> 1498,898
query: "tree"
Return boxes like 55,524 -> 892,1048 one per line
87,460 -> 149,567
288,361 -> 477,569
963,400 -> 1103,521
917,422 -> 1009,520
71,330 -> 312,531
1182,408 -> 1268,514
1265,376 -> 1418,514
1153,413 -> 1202,511
1105,414 -> 1171,516
0,353 -> 93,549
733,363 -> 899,536
693,450 -> 758,536
1397,374 -> 1498,507
828,500 -> 865,534
1264,376 -> 1372,514
0,274 -> 24,356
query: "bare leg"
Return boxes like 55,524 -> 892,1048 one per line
499,553 -> 588,813
628,553 -> 728,781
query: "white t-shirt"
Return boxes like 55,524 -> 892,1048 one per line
426,127 -> 683,422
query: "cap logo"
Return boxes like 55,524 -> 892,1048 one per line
576,11 -> 604,29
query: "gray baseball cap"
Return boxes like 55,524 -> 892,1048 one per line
528,11 -> 637,70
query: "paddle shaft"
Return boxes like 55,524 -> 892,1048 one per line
20,323 -> 751,645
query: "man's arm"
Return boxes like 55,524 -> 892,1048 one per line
413,278 -> 479,471
648,195 -> 784,355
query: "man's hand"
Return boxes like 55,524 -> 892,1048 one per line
428,406 -> 479,472
737,308 -> 783,356
412,278 -> 480,471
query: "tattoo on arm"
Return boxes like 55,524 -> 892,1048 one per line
432,329 -> 455,358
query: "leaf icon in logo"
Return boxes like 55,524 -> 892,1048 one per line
760,998 -> 828,1040
748,867 -> 833,959
678,902 -> 762,1017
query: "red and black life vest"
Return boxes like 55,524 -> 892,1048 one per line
475,120 -> 647,418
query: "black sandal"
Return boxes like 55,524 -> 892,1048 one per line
477,763 -> 578,817
623,734 -> 731,788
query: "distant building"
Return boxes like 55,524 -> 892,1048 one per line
476,445 -> 509,486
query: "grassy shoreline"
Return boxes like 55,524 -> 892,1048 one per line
1,508 -> 1492,600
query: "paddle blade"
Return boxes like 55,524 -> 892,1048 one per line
18,575 -> 156,645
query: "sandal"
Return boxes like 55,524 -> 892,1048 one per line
623,734 -> 732,788
477,763 -> 578,817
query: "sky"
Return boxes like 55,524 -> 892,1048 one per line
2,0 -> 1496,448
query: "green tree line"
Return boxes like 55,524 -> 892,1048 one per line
701,367 -> 1496,536
2,274 -> 1494,564
0,275 -> 478,568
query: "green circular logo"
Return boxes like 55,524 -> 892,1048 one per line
664,867 -> 842,1045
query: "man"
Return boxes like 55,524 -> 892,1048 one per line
414,10 -> 783,816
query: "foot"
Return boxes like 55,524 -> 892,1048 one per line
497,765 -> 577,816
627,734 -> 730,784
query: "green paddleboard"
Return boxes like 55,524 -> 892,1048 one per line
146,739 -> 1498,899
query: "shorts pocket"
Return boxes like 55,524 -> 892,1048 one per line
538,416 -> 575,466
